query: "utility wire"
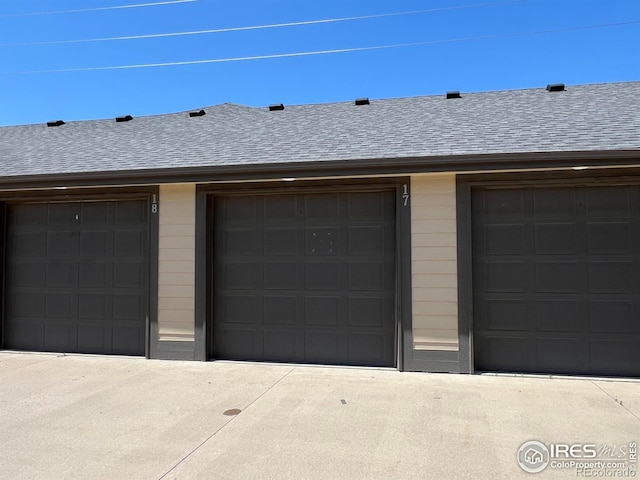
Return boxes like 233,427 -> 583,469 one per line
4,20 -> 638,75
1,0 -> 525,46
0,0 -> 198,18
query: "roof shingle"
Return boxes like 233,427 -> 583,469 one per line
1,82 -> 638,179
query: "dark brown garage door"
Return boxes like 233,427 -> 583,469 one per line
3,201 -> 148,356
472,184 -> 640,376
212,190 -> 396,367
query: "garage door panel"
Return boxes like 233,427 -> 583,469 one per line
304,331 -> 340,363
11,232 -> 45,257
590,340 -> 637,375
77,324 -> 109,353
79,294 -> 106,319
12,261 -> 45,287
81,203 -> 110,225
485,262 -> 527,292
586,186 -> 631,215
47,262 -> 77,287
222,197 -> 257,222
348,192 -> 385,219
80,231 -> 109,256
264,296 -> 296,325
45,293 -> 73,318
305,297 -> 340,326
47,231 -> 75,256
10,203 -> 46,226
534,223 -> 578,254
112,294 -> 142,320
6,321 -> 42,349
215,329 -> 257,359
43,323 -> 74,351
263,330 -> 296,359
484,189 -> 525,216
588,262 -> 634,293
222,295 -> 258,324
7,293 -> 43,317
534,187 -> 578,215
114,231 -> 144,257
348,262 -> 383,291
484,224 -> 526,254
348,297 -> 384,327
536,338 -> 583,372
48,204 -> 76,226
4,200 -> 148,356
306,227 -> 339,256
536,262 -> 581,293
473,184 -> 640,376
224,229 -> 258,256
482,337 -> 529,371
348,226 -> 384,255
587,222 -> 632,253
535,300 -> 579,332
114,262 -> 143,288
305,262 -> 340,290
305,194 -> 339,220
213,190 -> 396,367
348,333 -> 388,366
483,299 -> 528,331
264,262 -> 297,290
264,228 -> 297,256
588,301 -> 634,333
111,325 -> 143,355
115,201 -> 146,224
223,262 -> 258,290
264,195 -> 296,220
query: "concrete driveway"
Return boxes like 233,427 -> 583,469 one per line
0,352 -> 638,480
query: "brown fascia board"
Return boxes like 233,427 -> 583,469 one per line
0,150 -> 638,190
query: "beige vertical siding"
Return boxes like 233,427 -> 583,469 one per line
411,174 -> 459,351
158,184 -> 196,341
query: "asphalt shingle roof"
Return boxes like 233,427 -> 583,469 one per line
1,81 -> 638,179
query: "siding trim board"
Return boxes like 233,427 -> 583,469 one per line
405,174 -> 464,373
410,175 -> 459,353
195,178 -> 413,369
157,185 -> 196,342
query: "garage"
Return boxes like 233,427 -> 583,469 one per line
3,200 -> 149,356
472,183 -> 640,376
211,189 -> 397,367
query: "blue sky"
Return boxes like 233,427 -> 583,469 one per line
0,0 -> 638,126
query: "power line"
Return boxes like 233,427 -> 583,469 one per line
4,20 -> 638,75
0,0 -> 198,18
1,0 -> 525,46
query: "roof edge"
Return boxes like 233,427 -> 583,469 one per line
0,150 -> 638,190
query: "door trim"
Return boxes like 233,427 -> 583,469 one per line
457,168 -> 640,374
0,186 -> 159,358
194,178 -> 412,368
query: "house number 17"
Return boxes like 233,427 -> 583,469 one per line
402,184 -> 409,206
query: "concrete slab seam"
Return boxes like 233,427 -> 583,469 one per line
155,366 -> 297,480
591,381 -> 640,423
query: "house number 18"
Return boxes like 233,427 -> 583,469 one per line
151,194 -> 158,214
